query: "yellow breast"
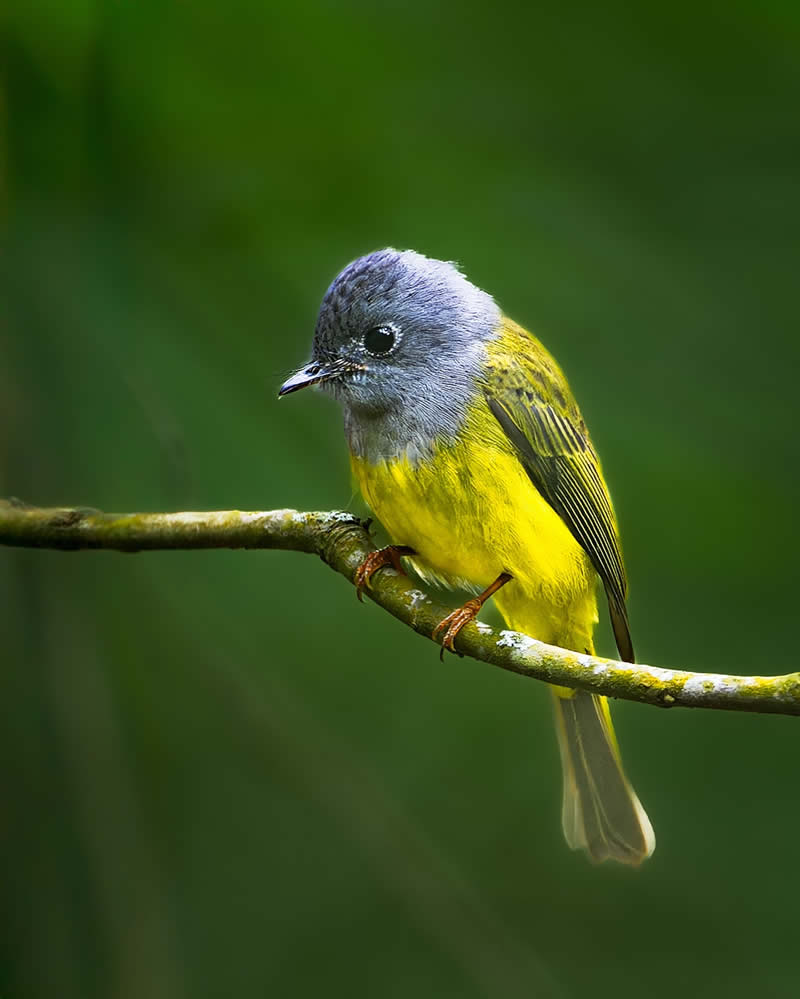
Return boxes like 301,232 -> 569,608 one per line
350,397 -> 596,643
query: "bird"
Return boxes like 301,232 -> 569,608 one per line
279,248 -> 655,865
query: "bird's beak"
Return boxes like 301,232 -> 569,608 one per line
278,361 -> 340,397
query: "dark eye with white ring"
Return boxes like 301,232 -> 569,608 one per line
363,325 -> 397,356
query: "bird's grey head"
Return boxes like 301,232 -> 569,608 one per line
279,249 -> 500,456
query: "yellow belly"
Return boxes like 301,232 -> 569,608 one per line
350,409 -> 598,649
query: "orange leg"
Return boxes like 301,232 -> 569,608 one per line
432,572 -> 513,657
354,545 -> 416,602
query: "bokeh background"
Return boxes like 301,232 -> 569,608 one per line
3,2 -> 800,997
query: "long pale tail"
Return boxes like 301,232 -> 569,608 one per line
552,689 -> 655,865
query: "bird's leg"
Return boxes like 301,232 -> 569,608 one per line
433,572 -> 513,657
354,545 -> 416,602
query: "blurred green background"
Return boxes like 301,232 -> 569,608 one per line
3,2 -> 800,996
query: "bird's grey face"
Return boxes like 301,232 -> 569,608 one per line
279,249 -> 500,417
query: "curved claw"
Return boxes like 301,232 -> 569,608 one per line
432,572 -> 512,659
354,545 -> 414,602
432,598 -> 483,658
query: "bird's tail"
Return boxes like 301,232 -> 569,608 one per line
551,688 -> 655,865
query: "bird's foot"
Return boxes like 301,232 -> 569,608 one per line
432,572 -> 513,660
432,599 -> 483,659
354,545 -> 415,602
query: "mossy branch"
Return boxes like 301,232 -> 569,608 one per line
2,498 -> 798,717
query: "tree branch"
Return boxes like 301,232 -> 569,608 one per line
2,498 -> 798,717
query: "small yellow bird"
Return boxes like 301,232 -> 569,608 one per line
280,249 -> 654,864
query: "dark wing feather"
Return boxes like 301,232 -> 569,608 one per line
485,361 -> 634,663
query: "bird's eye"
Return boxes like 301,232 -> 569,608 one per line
363,325 -> 397,356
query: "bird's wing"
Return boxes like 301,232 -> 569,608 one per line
484,326 -> 634,662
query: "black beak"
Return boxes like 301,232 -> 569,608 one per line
278,361 -> 340,397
